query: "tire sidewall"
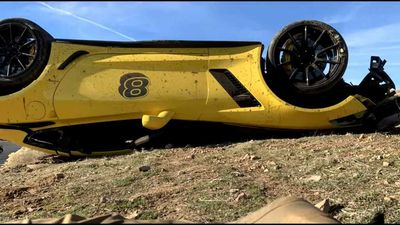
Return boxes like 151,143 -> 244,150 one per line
0,18 -> 53,94
267,20 -> 348,95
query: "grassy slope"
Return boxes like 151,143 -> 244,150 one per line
1,131 -> 400,223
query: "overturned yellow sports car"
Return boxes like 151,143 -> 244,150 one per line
0,18 -> 398,156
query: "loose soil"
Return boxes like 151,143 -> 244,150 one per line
1,129 -> 400,223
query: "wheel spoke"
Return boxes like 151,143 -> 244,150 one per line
6,63 -> 11,76
0,33 -> 6,45
305,66 -> 310,86
312,30 -> 326,48
19,38 -> 36,49
20,52 -> 35,57
16,57 -> 25,70
310,63 -> 326,78
304,25 -> 308,43
287,32 -> 299,51
16,27 -> 27,43
278,60 -> 291,67
315,58 -> 340,64
9,23 -> 12,43
317,43 -> 339,56
289,68 -> 299,80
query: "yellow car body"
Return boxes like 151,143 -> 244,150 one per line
0,40 -> 370,156
0,18 -> 397,157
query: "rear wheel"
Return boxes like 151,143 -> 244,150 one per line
0,18 -> 53,95
267,20 -> 348,95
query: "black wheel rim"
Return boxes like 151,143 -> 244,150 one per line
0,22 -> 38,78
273,24 -> 346,88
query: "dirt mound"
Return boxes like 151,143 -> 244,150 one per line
3,147 -> 50,168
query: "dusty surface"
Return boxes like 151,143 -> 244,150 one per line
1,130 -> 400,223
0,141 -> 21,165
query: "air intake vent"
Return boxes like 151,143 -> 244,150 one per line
209,69 -> 261,107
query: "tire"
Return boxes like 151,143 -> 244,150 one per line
266,20 -> 348,95
0,18 -> 53,95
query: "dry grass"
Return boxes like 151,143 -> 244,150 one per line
1,130 -> 400,223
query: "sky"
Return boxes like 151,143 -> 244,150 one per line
2,1 -> 400,85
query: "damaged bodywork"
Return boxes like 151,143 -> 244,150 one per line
0,18 -> 399,156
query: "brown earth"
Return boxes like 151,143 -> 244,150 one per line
1,130 -> 400,223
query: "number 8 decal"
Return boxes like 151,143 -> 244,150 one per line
119,73 -> 150,98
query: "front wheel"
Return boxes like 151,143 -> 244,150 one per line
0,18 -> 53,95
267,20 -> 348,95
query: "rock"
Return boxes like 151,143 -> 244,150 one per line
377,155 -> 384,160
232,171 -> 244,177
184,154 -> 194,160
27,207 -> 34,212
177,170 -> 186,175
139,165 -> 151,172
330,158 -> 339,164
250,155 -> 261,160
126,210 -> 140,219
13,208 -> 26,216
229,189 -> 240,194
99,196 -> 109,203
384,196 -> 392,203
358,134 -> 365,140
26,168 -> 33,172
314,199 -> 331,213
304,175 -> 322,182
383,162 -> 391,167
54,173 -> 65,180
272,165 -> 281,170
383,180 -> 390,185
241,154 -> 250,161
27,164 -> 47,170
235,192 -> 247,202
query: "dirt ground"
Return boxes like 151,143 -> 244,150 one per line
1,128 -> 400,223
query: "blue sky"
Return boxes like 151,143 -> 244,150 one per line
2,1 -> 400,85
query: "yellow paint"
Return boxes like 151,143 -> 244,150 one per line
142,111 -> 175,130
0,41 -> 369,156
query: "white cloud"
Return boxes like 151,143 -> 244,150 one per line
37,2 -> 136,41
345,22 -> 400,48
323,3 -> 367,25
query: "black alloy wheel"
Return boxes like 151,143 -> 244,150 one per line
267,20 -> 348,95
0,18 -> 53,95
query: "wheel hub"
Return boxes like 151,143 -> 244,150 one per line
298,47 -> 315,68
5,45 -> 19,58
